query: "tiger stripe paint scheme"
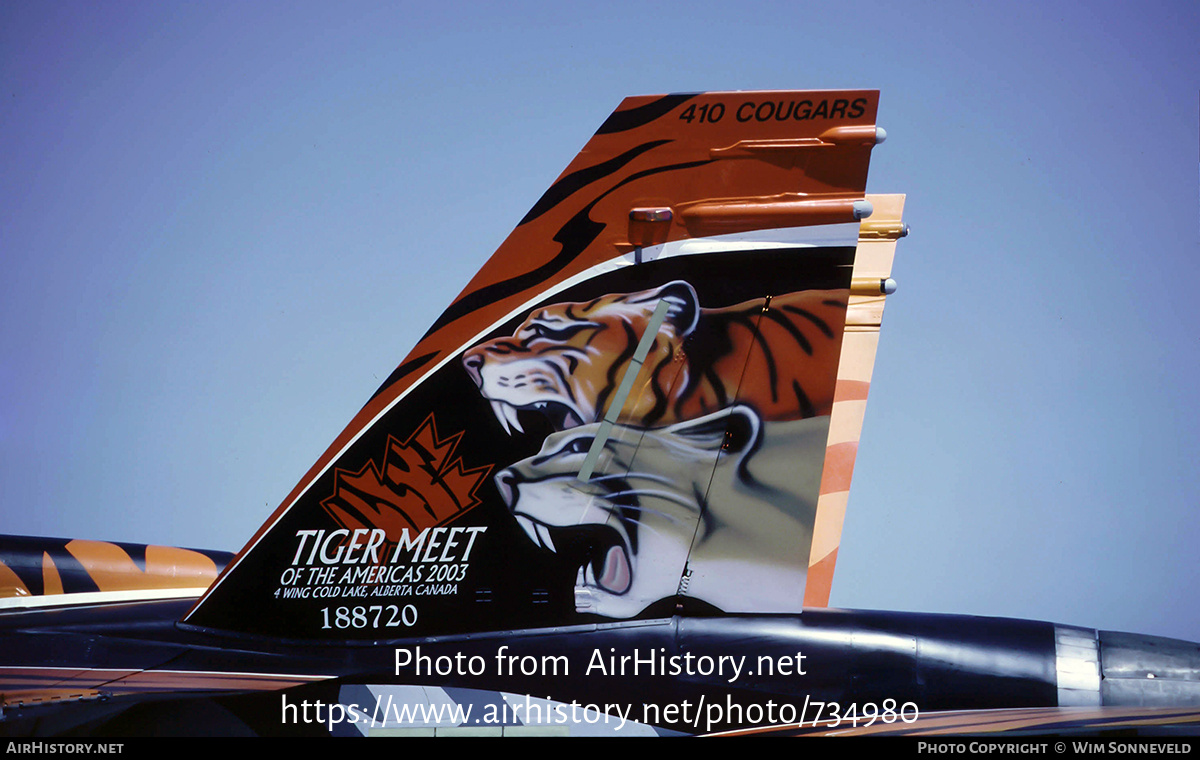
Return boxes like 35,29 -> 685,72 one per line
184,91 -> 888,640
7,93 -> 1200,739
0,536 -> 229,606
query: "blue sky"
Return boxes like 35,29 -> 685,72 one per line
2,1 -> 1198,641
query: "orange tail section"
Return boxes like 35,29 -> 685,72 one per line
183,91 -> 901,640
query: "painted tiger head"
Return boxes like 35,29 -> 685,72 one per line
493,406 -> 828,618
463,280 -> 848,436
461,281 -> 699,434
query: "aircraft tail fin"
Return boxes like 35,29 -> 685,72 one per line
183,91 -> 900,640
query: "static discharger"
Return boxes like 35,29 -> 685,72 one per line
850,277 -> 899,296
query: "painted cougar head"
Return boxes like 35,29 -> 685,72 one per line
493,406 -> 828,618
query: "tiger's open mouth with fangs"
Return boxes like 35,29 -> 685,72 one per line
462,331 -> 601,436
487,398 -> 585,435
459,281 -> 708,437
